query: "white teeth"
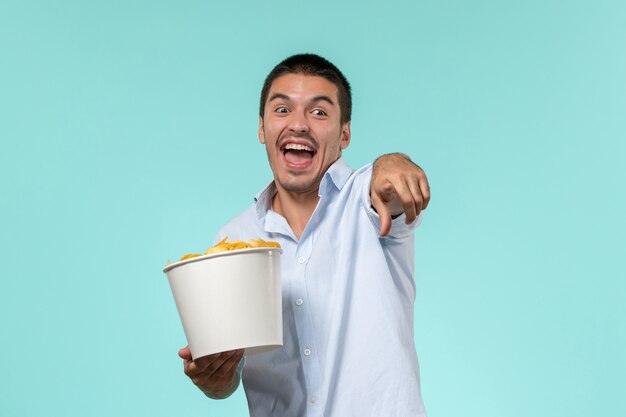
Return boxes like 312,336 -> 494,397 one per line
284,143 -> 314,152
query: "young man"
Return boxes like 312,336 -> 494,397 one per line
179,54 -> 430,416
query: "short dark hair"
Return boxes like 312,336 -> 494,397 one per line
259,53 -> 352,124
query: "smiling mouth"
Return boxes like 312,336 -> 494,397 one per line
282,143 -> 316,166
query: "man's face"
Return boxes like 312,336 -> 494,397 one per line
259,73 -> 351,194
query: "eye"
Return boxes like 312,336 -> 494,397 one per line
312,108 -> 327,116
275,106 -> 289,114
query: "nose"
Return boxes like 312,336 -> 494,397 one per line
288,111 -> 309,134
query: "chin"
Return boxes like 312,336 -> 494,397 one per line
277,175 -> 319,193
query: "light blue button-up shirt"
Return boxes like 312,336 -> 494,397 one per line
215,157 -> 427,417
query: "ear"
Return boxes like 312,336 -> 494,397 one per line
258,117 -> 265,144
340,122 -> 351,150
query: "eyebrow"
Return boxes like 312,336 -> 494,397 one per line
268,93 -> 335,106
311,95 -> 335,106
268,93 -> 291,102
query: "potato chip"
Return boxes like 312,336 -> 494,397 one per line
248,238 -> 281,248
179,253 -> 202,261
175,237 -> 281,262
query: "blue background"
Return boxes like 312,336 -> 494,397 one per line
1,1 -> 624,416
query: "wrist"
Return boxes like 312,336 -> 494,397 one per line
374,152 -> 411,166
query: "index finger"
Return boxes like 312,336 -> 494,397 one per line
193,351 -> 226,370
185,352 -> 222,376
371,191 -> 392,237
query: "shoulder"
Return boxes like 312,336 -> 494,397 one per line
335,162 -> 373,197
213,205 -> 260,244
337,162 -> 373,208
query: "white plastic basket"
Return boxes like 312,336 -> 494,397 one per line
164,247 -> 283,359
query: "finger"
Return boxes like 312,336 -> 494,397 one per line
407,179 -> 424,219
380,182 -> 396,202
371,191 -> 392,237
203,352 -> 235,378
213,350 -> 244,379
186,358 -> 215,377
186,352 -> 222,376
178,346 -> 192,360
183,358 -> 191,372
393,180 -> 417,224
193,350 -> 244,390
419,173 -> 430,210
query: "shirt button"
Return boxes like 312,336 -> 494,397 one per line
298,256 -> 306,264
310,395 -> 317,403
295,298 -> 304,306
303,348 -> 311,356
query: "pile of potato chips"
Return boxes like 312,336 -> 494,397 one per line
170,237 -> 281,265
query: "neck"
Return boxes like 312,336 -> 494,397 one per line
272,187 -> 319,240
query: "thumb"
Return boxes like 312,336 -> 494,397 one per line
178,346 -> 192,360
371,191 -> 392,237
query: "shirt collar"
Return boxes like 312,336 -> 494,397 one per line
318,156 -> 354,196
253,181 -> 276,219
253,156 -> 354,219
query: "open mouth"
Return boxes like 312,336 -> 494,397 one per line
282,143 -> 316,166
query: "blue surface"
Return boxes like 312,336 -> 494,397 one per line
1,1 -> 624,416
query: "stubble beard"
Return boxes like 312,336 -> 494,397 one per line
275,171 -> 321,194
